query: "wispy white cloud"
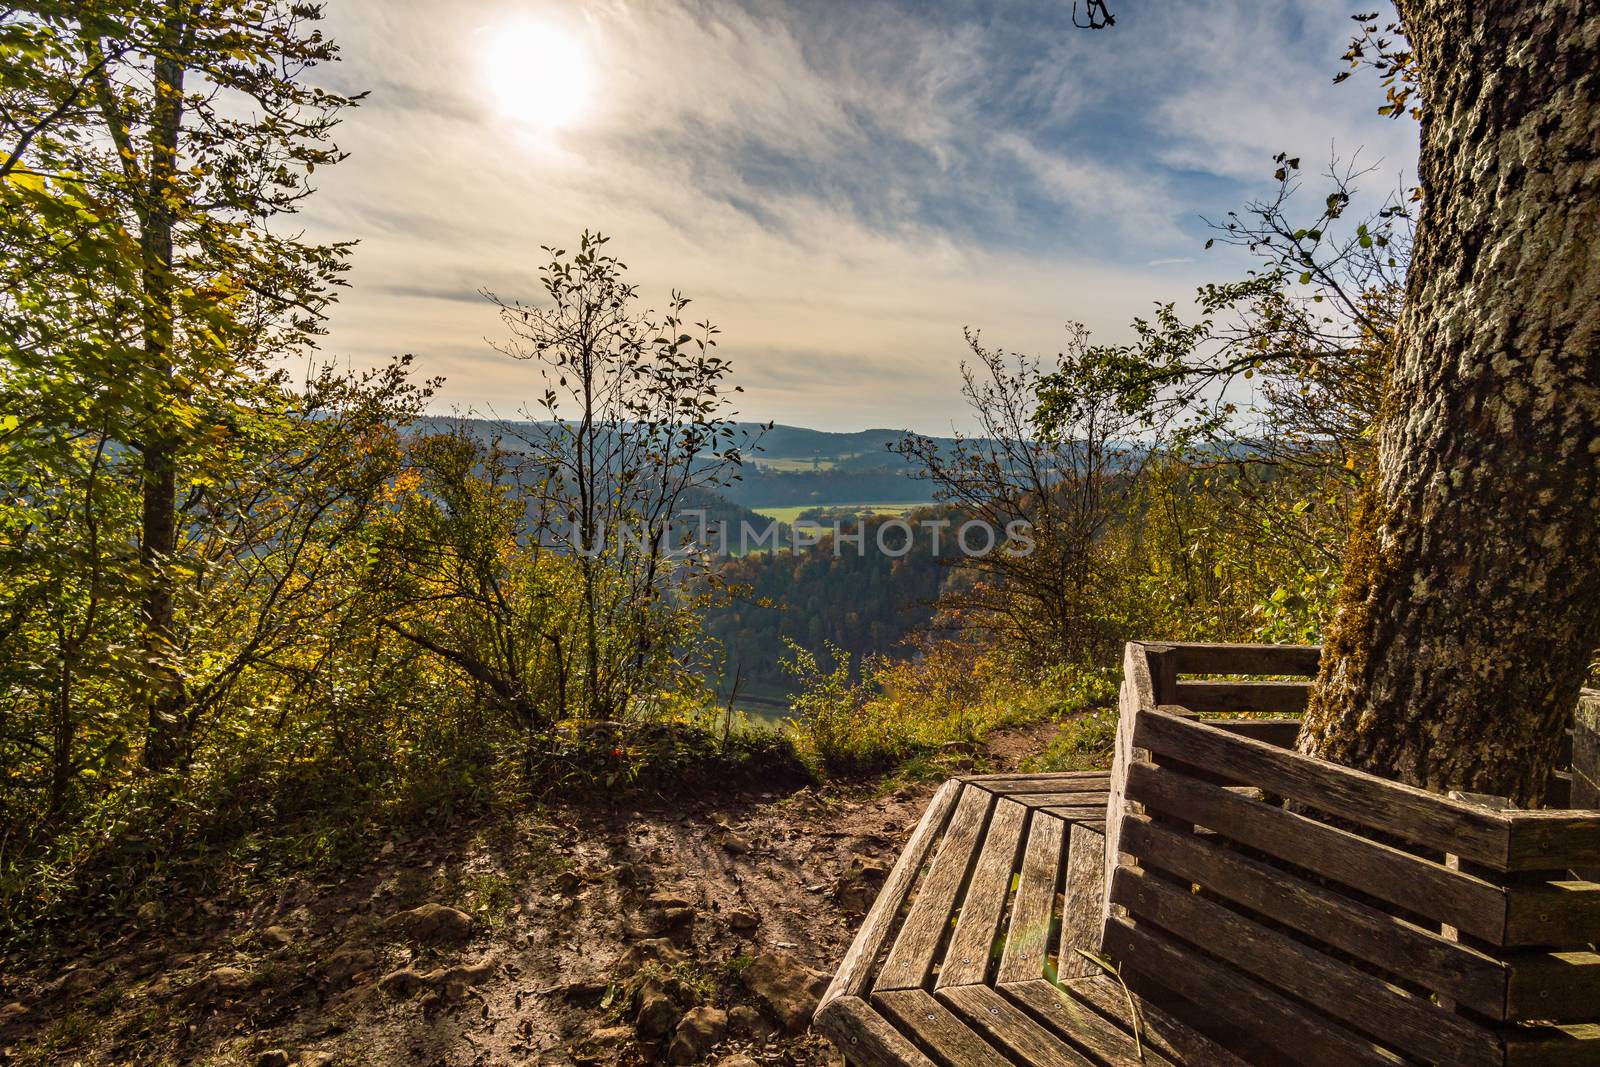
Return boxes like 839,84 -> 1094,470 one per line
300,0 -> 1412,432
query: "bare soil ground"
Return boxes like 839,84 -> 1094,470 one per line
0,719 -> 1067,1067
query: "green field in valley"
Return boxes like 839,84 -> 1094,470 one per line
752,501 -> 928,524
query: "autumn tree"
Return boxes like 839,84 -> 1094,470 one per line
483,233 -> 753,723
1,2 -> 361,770
897,324 -> 1147,667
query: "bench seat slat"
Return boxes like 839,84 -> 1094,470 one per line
877,785 -> 994,991
939,983 -> 1097,1066
1004,978 -> 1178,1066
936,799 -> 1028,989
1063,975 -> 1250,1067
815,996 -> 939,1067
1056,824 -> 1107,981
996,812 -> 1064,985
822,778 -> 962,1004
874,988 -> 1014,1067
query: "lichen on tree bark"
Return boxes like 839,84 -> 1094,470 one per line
1299,0 -> 1600,806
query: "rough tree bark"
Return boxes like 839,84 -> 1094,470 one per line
136,9 -> 189,771
1298,1 -> 1600,806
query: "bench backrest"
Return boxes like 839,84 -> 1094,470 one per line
1102,641 -> 1600,1067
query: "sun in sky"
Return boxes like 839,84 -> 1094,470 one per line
482,16 -> 593,131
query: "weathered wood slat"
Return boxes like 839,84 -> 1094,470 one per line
1200,717 -> 1302,748
877,785 -> 994,991
1102,916 -> 1406,1067
1111,867 -> 1503,1066
1505,810 -> 1600,872
1102,650 -> 1147,930
1170,680 -> 1310,714
1503,877 -> 1600,947
1125,759 -> 1508,941
1503,1022 -> 1600,1067
813,996 -> 940,1067
974,778 -> 1114,796
963,770 -> 1109,785
1548,770 -> 1574,810
1065,975 -> 1251,1067
1004,978 -> 1179,1066
1133,708 -> 1512,868
939,983 -> 1096,1067
1056,823 -> 1107,982
1038,806 -> 1109,824
873,988 -> 1014,1067
996,812 -> 1063,985
1002,791 -> 1110,807
1119,812 -> 1508,1016
1167,641 -> 1321,677
821,778 -> 962,1005
1574,691 -> 1600,811
936,799 -> 1028,990
1505,949 -> 1600,1022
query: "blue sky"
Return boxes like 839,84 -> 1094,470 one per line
304,0 -> 1414,433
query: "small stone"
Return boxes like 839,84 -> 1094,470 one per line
49,967 -> 105,997
726,1004 -> 774,1039
832,857 -> 889,916
377,966 -> 428,998
379,902 -> 472,947
668,1006 -> 727,1064
257,1052 -> 292,1067
720,832 -> 752,856
634,981 -> 680,1040
726,909 -> 759,933
560,979 -> 609,1004
617,938 -> 687,972
574,1024 -> 633,1064
186,966 -> 254,1006
429,955 -> 498,990
716,1057 -> 760,1067
320,946 -> 377,989
741,952 -> 829,1034
259,925 -> 294,949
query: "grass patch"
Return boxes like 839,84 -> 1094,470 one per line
784,641 -> 1117,777
1019,707 -> 1118,773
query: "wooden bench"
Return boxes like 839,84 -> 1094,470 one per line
816,641 -> 1600,1066
813,769 -> 1247,1066
1108,641 -> 1600,1066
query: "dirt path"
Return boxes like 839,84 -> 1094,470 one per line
0,720 -> 1064,1066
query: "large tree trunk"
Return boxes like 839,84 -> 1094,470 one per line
1298,0 -> 1600,806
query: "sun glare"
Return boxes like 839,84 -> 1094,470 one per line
483,18 -> 593,131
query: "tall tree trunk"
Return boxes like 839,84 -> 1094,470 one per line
1299,1 -> 1600,806
139,12 -> 188,771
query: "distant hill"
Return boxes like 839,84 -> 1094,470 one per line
403,416 -> 959,511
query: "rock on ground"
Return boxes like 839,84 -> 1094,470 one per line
668,1005 -> 727,1064
379,902 -> 473,946
741,952 -> 830,1033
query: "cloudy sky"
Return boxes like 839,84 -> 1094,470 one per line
301,0 -> 1415,434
